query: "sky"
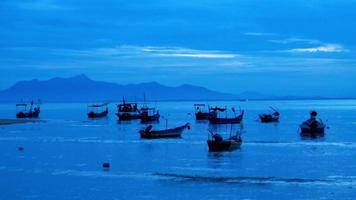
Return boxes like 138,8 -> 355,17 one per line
0,0 -> 356,97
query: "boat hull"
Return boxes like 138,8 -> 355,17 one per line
209,111 -> 244,124
207,140 -> 242,152
195,112 -> 217,120
300,126 -> 325,134
140,123 -> 189,139
299,119 -> 326,134
116,113 -> 141,121
16,110 -> 40,118
259,114 -> 279,123
88,110 -> 108,118
140,131 -> 182,139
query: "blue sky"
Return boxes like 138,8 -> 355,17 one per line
0,0 -> 356,97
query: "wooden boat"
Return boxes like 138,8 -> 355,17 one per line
87,102 -> 109,118
209,107 -> 244,124
207,128 -> 242,152
259,107 -> 280,123
299,111 -> 326,134
140,107 -> 160,123
16,101 -> 40,118
194,104 -> 217,120
116,97 -> 140,120
139,123 -> 190,139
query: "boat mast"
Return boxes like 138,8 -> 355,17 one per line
225,106 -> 227,119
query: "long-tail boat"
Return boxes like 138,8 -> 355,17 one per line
209,107 -> 244,124
299,111 -> 326,135
207,124 -> 243,152
140,107 -> 160,123
259,107 -> 280,123
139,123 -> 190,139
116,97 -> 140,121
194,104 -> 217,120
87,102 -> 109,118
16,100 -> 41,118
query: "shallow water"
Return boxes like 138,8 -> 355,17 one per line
1,100 -> 356,199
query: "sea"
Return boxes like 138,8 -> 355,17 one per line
1,100 -> 356,200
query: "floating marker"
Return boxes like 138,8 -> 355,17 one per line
102,162 -> 110,169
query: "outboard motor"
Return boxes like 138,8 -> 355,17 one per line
310,120 -> 318,129
185,123 -> 191,130
310,111 -> 318,119
145,125 -> 153,132
213,134 -> 223,143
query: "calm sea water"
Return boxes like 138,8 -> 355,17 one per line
1,100 -> 356,200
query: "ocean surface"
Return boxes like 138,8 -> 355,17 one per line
1,100 -> 356,200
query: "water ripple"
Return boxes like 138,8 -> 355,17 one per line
154,173 -> 356,186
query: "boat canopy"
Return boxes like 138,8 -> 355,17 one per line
88,102 -> 109,107
210,107 -> 226,112
117,102 -> 137,106
16,103 -> 28,107
141,107 -> 155,111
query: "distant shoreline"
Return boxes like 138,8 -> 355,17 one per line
1,98 -> 356,104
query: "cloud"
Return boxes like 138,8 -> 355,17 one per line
142,46 -> 238,58
288,44 -> 347,53
50,45 -> 239,59
244,32 -> 278,37
269,37 -> 320,44
156,53 -> 236,58
265,35 -> 348,53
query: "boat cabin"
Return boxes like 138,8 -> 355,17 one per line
140,107 -> 160,123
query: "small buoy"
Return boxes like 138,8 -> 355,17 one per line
18,147 -> 24,151
102,162 -> 110,169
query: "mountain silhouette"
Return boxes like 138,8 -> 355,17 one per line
0,74 -> 238,102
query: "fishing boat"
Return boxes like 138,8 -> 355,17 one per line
16,101 -> 41,118
259,107 -> 280,123
207,125 -> 243,152
299,111 -> 326,135
194,104 -> 217,120
116,97 -> 141,121
139,123 -> 190,139
209,107 -> 244,124
87,102 -> 109,118
140,107 -> 160,123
